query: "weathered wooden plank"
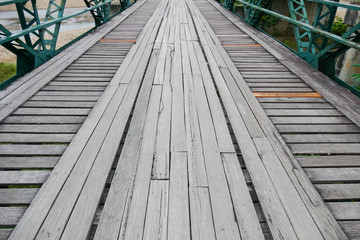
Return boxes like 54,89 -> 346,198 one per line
167,152 -> 190,240
42,86 -> 106,91
0,229 -> 12,239
12,108 -> 91,116
315,184 -> 360,201
36,91 -> 102,96
170,10 -> 186,152
119,86 -> 162,240
283,134 -> 360,143
338,221 -> 360,239
266,109 -> 343,116
258,97 -> 326,103
22,101 -> 96,108
189,187 -> 216,240
0,156 -> 59,169
30,95 -> 99,101
276,124 -> 360,133
182,42 -> 208,187
221,153 -> 265,239
297,155 -> 360,168
0,207 -> 26,226
0,171 -> 50,185
327,202 -> 360,220
143,180 -> 169,240
0,124 -> 81,133
270,116 -> 352,124
305,168 -> 360,183
261,102 -> 334,109
248,82 -> 309,88
2,116 -> 86,124
152,47 -> 172,180
93,7 -> 168,238
0,144 -> 66,156
0,188 -> 39,205
0,133 -> 73,143
290,143 -> 360,154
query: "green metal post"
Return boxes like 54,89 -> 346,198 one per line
287,0 -> 315,54
44,0 -> 67,50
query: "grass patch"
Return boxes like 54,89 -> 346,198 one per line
0,62 -> 16,83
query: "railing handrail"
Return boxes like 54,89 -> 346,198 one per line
0,0 -> 115,45
0,0 -> 28,6
308,0 -> 360,11
234,0 -> 360,51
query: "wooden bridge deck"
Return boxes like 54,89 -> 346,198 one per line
0,0 -> 360,239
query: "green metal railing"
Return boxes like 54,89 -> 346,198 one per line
0,0 -> 135,88
217,0 -> 360,97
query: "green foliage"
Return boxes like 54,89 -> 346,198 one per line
283,39 -> 297,49
0,62 -> 16,83
261,14 -> 281,29
331,16 -> 348,36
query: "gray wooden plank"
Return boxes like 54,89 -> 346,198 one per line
290,143 -> 360,154
258,97 -> 326,103
182,41 -> 208,187
266,109 -> 343,116
2,116 -> 86,124
0,133 -> 74,143
22,101 -> 96,108
221,153 -> 265,239
0,171 -> 50,185
191,39 -> 263,238
305,168 -> 360,183
0,144 -> 66,156
261,102 -> 334,109
36,91 -> 102,96
297,155 -> 360,168
93,6 -> 168,238
338,221 -> 360,239
0,188 -> 39,205
167,152 -> 190,240
30,95 -> 99,101
0,207 -> 26,226
0,157 -> 59,169
42,86 -> 106,91
0,124 -> 81,133
327,202 -> 360,220
152,47 -> 172,180
119,85 -> 162,240
12,108 -> 91,116
283,134 -> 360,143
0,229 -> 12,239
189,187 -> 216,240
270,116 -> 352,124
170,10 -> 187,152
276,124 -> 360,133
143,180 -> 169,240
315,184 -> 360,201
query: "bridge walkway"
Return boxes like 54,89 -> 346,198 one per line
0,0 -> 359,239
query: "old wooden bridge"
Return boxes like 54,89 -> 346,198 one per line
0,0 -> 360,239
